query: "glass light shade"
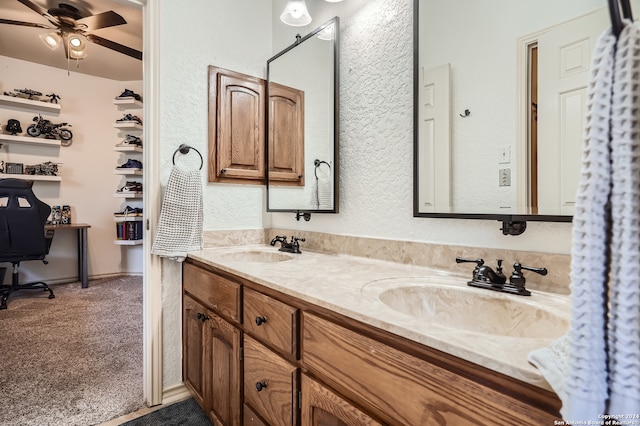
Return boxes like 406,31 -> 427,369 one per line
39,32 -> 62,49
280,0 -> 312,26
68,48 -> 87,59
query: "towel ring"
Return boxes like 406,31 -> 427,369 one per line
172,144 -> 203,170
314,159 -> 331,179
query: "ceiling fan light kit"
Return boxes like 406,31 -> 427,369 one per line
2,1 -> 142,62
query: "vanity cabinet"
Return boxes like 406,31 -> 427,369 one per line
183,259 -> 561,426
183,263 -> 242,425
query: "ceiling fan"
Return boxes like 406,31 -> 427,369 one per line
0,0 -> 142,60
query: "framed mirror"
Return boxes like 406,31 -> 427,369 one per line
266,17 -> 339,216
413,0 -> 619,227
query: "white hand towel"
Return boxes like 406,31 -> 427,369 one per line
608,22 -> 640,414
151,166 -> 203,262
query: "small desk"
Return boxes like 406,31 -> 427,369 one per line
45,223 -> 91,288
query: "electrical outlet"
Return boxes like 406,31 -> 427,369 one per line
499,145 -> 511,164
499,168 -> 511,187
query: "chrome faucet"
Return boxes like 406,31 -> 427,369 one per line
270,235 -> 305,254
455,257 -> 546,296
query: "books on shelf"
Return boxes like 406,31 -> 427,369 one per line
115,220 -> 143,241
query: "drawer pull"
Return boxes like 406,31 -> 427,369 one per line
255,316 -> 267,326
255,381 -> 268,392
196,312 -> 209,323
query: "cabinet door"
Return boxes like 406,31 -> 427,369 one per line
244,336 -> 299,426
301,375 -> 382,426
205,312 -> 242,426
208,65 -> 265,183
268,82 -> 305,186
183,295 -> 207,408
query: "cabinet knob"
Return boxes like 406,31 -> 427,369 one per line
221,168 -> 227,174
255,381 -> 268,392
255,316 -> 267,326
196,312 -> 209,323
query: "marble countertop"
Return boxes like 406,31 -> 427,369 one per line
187,245 -> 570,392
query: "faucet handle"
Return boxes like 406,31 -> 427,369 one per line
292,236 -> 306,243
512,263 -> 547,276
455,257 -> 484,266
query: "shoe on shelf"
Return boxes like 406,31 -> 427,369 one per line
117,181 -> 143,193
115,89 -> 142,102
114,205 -> 143,216
116,135 -> 142,147
116,114 -> 143,125
116,159 -> 143,169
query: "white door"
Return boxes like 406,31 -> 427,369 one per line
536,8 -> 608,215
417,63 -> 451,213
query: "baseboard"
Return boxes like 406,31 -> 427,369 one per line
161,383 -> 191,405
43,273 -> 143,286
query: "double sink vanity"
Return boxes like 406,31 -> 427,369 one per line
182,242 -> 569,425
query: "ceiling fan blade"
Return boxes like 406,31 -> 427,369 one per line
76,11 -> 127,32
17,0 -> 61,26
0,18 -> 53,29
85,34 -> 142,60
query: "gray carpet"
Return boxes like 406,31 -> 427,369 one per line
0,275 -> 145,426
121,398 -> 211,426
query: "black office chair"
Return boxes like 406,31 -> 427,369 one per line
0,178 -> 55,310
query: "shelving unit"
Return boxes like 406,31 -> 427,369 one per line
1,93 -> 64,183
1,174 -> 61,182
112,94 -> 143,246
0,134 -> 62,147
0,94 -> 61,113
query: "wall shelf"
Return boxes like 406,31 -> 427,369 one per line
0,174 -> 61,182
113,216 -> 143,222
114,192 -> 142,199
113,145 -> 143,153
0,133 -> 62,147
114,169 -> 143,176
113,122 -> 142,130
0,94 -> 61,113
114,239 -> 143,246
113,99 -> 143,108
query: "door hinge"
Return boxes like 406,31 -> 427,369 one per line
298,390 -> 302,408
240,346 -> 243,361
146,219 -> 150,231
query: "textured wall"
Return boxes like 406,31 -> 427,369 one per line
270,0 -> 573,254
158,0 -> 273,388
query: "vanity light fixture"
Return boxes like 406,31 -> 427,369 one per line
280,0 -> 312,26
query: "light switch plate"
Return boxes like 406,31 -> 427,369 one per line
499,145 -> 511,164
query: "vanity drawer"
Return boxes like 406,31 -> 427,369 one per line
183,263 -> 241,323
301,313 -> 557,426
243,287 -> 298,358
243,336 -> 299,426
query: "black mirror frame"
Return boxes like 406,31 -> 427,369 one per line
412,0 -> 572,233
266,16 -> 340,217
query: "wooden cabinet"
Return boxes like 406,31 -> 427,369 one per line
301,374 -> 382,426
182,260 -> 561,426
268,82 -> 305,186
183,263 -> 242,425
208,66 -> 265,184
243,336 -> 299,426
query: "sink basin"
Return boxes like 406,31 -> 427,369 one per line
377,284 -> 568,339
216,249 -> 295,263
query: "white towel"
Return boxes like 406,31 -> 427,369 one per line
529,24 -> 640,420
608,23 -> 640,414
310,164 -> 333,210
151,166 -> 203,262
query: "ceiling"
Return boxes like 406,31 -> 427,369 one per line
0,0 -> 142,81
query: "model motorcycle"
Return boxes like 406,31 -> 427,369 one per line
27,114 -> 73,142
